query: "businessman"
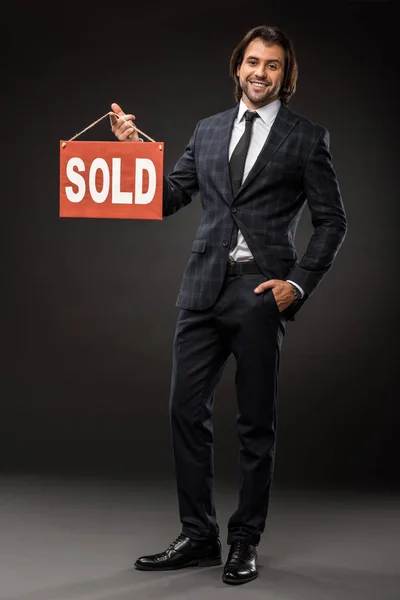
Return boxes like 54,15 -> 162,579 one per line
110,24 -> 347,585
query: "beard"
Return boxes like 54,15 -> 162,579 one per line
240,78 -> 280,107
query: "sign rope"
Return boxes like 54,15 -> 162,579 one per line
61,112 -> 156,148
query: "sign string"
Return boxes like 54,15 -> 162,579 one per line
62,112 -> 156,148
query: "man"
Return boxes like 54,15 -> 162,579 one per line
110,24 -> 347,585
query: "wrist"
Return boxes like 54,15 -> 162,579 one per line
287,281 -> 302,301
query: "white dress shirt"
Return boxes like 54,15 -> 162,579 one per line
228,99 -> 304,298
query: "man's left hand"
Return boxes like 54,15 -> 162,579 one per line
254,279 -> 297,312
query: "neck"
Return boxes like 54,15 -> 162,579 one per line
241,96 -> 279,110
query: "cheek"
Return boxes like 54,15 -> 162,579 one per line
238,66 -> 251,81
271,73 -> 283,85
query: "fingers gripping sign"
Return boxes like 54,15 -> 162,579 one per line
109,102 -> 140,142
254,279 -> 297,312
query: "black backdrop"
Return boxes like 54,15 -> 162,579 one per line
3,0 -> 398,490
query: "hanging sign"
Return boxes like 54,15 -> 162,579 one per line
59,140 -> 164,220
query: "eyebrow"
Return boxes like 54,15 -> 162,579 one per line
246,56 -> 282,64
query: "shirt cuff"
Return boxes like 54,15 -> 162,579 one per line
286,280 -> 305,298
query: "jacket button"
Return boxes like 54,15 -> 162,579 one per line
231,207 -> 237,213
222,240 -> 229,247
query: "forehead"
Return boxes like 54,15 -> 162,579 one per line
243,39 -> 285,62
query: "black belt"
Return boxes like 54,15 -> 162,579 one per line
226,261 -> 262,275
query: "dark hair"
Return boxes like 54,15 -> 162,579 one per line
229,25 -> 298,105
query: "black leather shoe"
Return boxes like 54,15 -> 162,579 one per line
134,533 -> 222,570
222,540 -> 258,585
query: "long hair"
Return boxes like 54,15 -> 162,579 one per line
229,25 -> 298,105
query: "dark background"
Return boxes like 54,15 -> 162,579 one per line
3,0 -> 398,490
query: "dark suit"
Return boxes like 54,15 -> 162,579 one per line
163,102 -> 347,545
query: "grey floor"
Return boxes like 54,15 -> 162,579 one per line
0,474 -> 399,600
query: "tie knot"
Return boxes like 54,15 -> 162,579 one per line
244,110 -> 258,123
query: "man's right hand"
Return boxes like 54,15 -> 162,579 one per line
109,102 -> 140,142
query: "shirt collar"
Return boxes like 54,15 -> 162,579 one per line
237,98 -> 281,125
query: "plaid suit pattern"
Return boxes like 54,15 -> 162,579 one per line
163,103 -> 347,318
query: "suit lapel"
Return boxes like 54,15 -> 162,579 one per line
235,103 -> 299,198
215,106 -> 238,204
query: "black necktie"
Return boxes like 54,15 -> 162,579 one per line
229,110 -> 258,249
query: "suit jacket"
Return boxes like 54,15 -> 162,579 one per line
162,102 -> 347,320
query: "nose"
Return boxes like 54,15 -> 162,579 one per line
254,64 -> 267,78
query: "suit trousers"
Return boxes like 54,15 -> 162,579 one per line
169,270 -> 287,546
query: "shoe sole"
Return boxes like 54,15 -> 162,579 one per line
222,572 -> 258,585
135,557 -> 222,571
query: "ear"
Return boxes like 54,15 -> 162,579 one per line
236,65 -> 241,77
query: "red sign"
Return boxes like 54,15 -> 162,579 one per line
59,141 -> 164,219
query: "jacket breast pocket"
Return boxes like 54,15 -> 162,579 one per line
191,239 -> 207,253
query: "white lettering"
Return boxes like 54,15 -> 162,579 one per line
65,158 -> 85,202
111,158 -> 133,204
135,159 -> 156,204
89,158 -> 109,204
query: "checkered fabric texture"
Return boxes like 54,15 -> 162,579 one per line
163,103 -> 347,319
